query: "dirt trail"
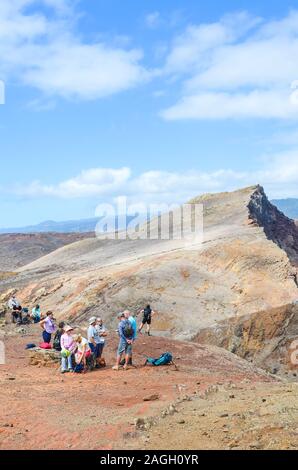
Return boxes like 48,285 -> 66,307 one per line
0,325 -> 275,450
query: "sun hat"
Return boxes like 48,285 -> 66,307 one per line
89,316 -> 97,324
117,312 -> 125,319
64,325 -> 74,333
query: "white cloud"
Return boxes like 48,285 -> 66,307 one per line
161,90 -> 298,120
162,10 -> 298,120
0,0 -> 149,100
9,153 -> 298,203
15,167 -> 132,198
145,11 -> 161,29
165,12 -> 261,74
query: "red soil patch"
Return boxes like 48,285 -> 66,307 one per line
0,327 -> 273,450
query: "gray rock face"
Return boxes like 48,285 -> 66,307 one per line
249,185 -> 298,267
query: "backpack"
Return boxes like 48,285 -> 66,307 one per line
39,342 -> 52,350
123,320 -> 134,338
143,306 -> 152,319
74,363 -> 84,373
53,331 -> 62,351
145,352 -> 173,366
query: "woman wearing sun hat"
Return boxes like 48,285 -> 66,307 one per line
60,325 -> 77,373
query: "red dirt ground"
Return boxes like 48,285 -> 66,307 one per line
0,326 -> 273,450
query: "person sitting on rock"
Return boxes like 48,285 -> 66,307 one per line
8,295 -> 21,323
60,326 -> 76,373
8,294 -> 20,311
40,311 -> 56,344
73,334 -> 91,371
31,304 -> 41,323
21,307 -> 31,324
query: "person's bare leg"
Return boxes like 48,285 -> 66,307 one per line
123,353 -> 131,369
113,354 -> 122,370
139,323 -> 144,333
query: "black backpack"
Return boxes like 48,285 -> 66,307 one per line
53,331 -> 62,351
143,306 -> 152,319
123,320 -> 134,338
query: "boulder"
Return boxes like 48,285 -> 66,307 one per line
28,348 -> 60,368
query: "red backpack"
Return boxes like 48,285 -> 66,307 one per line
39,342 -> 52,350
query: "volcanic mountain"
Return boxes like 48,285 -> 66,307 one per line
1,185 -> 297,375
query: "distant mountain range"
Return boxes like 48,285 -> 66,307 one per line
271,199 -> 298,220
0,215 -> 145,234
0,198 -> 297,234
0,218 -> 100,234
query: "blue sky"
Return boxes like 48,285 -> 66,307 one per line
1,0 -> 298,227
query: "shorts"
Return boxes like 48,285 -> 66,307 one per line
142,316 -> 151,325
89,343 -> 101,358
117,339 -> 132,356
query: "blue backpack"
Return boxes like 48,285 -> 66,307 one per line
145,352 -> 173,366
74,363 -> 84,373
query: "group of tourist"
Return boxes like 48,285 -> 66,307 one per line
8,295 -> 41,324
8,294 -> 156,373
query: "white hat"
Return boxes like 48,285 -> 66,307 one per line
89,316 -> 97,324
64,325 -> 74,333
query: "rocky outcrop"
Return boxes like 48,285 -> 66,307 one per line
248,185 -> 298,267
28,348 -> 60,367
194,302 -> 298,377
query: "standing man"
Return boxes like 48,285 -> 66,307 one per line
87,317 -> 101,368
138,304 -> 156,336
113,311 -> 134,371
126,310 -> 137,341
95,317 -> 107,359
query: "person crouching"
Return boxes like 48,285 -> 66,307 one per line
73,334 -> 91,372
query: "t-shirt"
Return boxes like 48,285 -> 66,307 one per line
118,319 -> 134,341
87,325 -> 101,344
77,337 -> 90,353
8,298 -> 20,309
96,325 -> 106,344
32,307 -> 41,319
44,317 -> 56,334
60,333 -> 76,352
128,316 -> 137,340
143,307 -> 152,319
